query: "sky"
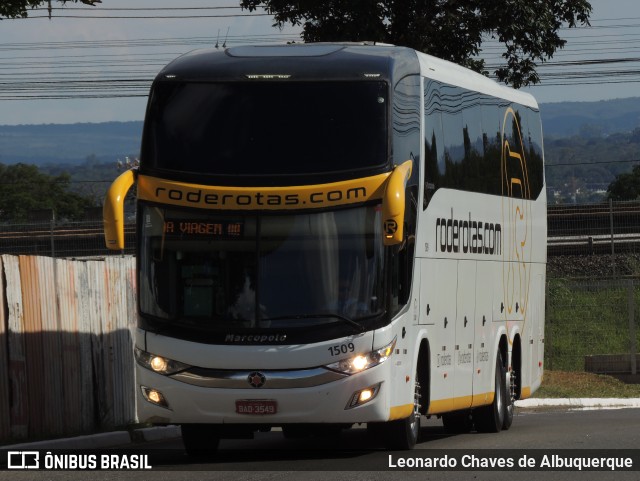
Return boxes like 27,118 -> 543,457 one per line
0,0 -> 639,125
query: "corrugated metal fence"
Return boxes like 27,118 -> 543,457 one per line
0,255 -> 136,444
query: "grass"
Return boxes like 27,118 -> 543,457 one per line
546,278 -> 640,371
533,370 -> 640,398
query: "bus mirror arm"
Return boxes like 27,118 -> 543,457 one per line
382,160 -> 412,246
104,168 -> 137,250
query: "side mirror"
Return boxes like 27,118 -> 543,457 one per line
103,169 -> 136,250
382,160 -> 412,246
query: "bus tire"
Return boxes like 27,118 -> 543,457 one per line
375,379 -> 421,450
181,424 -> 220,457
384,412 -> 420,450
502,368 -> 514,431
475,353 -> 507,433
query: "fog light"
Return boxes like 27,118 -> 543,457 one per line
148,390 -> 162,404
346,383 -> 382,409
359,389 -> 374,402
141,386 -> 170,409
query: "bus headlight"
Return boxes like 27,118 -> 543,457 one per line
134,347 -> 191,375
325,337 -> 396,375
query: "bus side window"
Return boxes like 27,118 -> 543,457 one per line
398,223 -> 414,307
390,224 -> 414,315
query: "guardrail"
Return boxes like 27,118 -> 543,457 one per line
1,200 -> 640,258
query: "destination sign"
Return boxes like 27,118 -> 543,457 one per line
163,219 -> 243,239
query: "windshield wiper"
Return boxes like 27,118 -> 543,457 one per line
262,313 -> 366,333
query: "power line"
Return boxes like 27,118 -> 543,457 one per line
33,6 -> 245,11
0,33 -> 300,51
6,14 -> 640,99
8,13 -> 272,20
547,159 -> 640,167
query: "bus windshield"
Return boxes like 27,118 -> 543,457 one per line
143,81 -> 388,177
139,204 -> 386,330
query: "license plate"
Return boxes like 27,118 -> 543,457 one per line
235,399 -> 277,415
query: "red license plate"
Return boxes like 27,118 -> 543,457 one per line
235,399 -> 277,415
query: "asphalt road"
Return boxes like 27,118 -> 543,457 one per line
3,407 -> 640,481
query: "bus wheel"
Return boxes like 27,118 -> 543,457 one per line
181,424 -> 220,457
475,353 -> 507,433
502,368 -> 515,431
375,379 -> 421,450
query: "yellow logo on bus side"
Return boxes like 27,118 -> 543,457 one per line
501,107 -> 533,321
137,173 -> 391,211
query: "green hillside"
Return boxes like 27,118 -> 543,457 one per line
0,121 -> 142,165
541,97 -> 640,137
3,96 -> 640,204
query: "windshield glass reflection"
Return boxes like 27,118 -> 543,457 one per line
139,205 -> 385,330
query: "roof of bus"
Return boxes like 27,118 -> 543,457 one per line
414,51 -> 538,109
156,43 -> 538,110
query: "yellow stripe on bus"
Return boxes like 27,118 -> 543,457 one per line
427,393 -> 495,415
426,387 -> 535,414
137,173 -> 391,211
389,404 -> 414,421
390,389 -> 502,419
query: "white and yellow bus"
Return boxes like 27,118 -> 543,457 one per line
104,43 -> 546,454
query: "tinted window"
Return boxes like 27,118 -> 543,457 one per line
144,81 -> 389,177
392,75 -> 421,166
391,75 -> 421,310
423,79 -> 544,207
139,204 -> 386,328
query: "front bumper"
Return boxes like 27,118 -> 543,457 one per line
136,362 -> 392,425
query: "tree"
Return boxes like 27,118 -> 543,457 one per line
607,165 -> 640,201
0,0 -> 100,19
0,163 -> 95,222
240,0 -> 592,88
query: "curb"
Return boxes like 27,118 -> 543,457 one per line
516,398 -> 640,409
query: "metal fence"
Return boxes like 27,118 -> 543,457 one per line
0,255 -> 136,444
548,200 -> 640,258
0,219 -> 135,258
1,200 -> 640,259
546,277 -> 639,376
546,201 -> 640,376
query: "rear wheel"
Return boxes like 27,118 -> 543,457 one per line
502,368 -> 515,431
475,353 -> 507,433
181,424 -> 220,457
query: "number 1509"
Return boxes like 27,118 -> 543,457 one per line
328,343 -> 355,356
